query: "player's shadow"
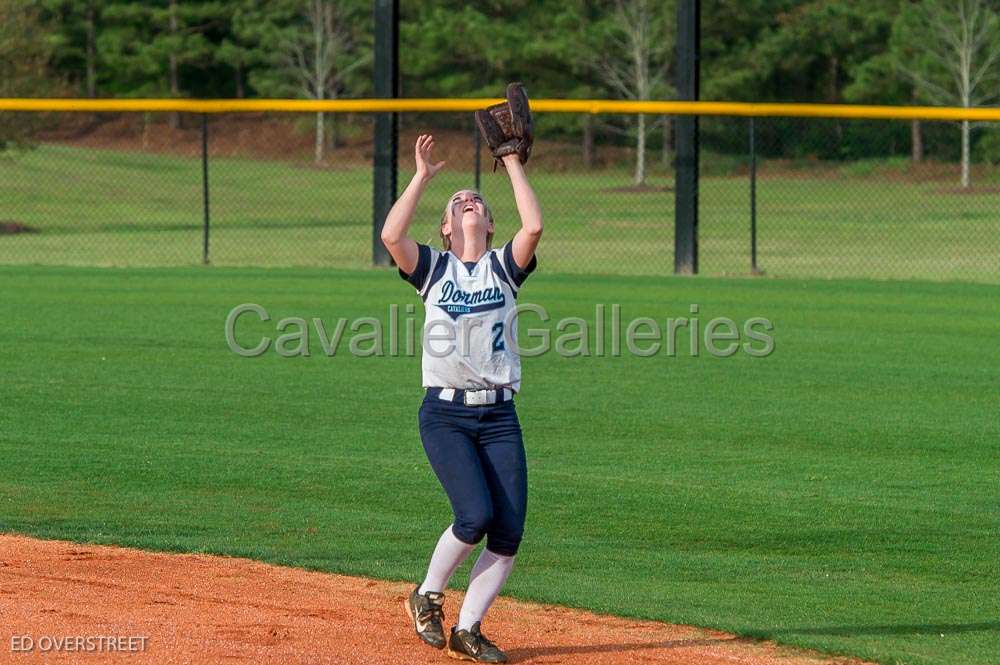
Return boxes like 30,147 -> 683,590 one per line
750,621 -> 1000,637
506,636 -> 739,662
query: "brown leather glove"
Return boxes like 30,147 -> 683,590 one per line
475,82 -> 533,170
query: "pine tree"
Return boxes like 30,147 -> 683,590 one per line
0,0 -> 57,151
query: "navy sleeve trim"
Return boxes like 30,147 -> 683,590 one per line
503,241 -> 537,288
489,252 -> 513,291
421,252 -> 451,301
398,243 -> 431,290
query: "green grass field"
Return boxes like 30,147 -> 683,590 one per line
1,144 -> 998,282
1,264 -> 997,665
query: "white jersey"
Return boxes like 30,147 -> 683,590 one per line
400,241 -> 537,392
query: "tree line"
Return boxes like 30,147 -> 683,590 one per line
4,0 -> 1000,186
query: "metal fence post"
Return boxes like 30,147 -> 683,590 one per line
372,0 -> 399,267
674,0 -> 700,275
750,117 -> 758,274
201,113 -> 210,265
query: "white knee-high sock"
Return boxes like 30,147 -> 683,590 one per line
457,549 -> 515,631
418,525 -> 476,595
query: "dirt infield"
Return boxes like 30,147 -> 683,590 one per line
1,535 -> 871,665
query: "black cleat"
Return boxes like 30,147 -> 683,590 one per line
447,622 -> 508,663
404,586 -> 447,649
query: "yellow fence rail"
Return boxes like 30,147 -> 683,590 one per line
2,98 -> 1000,121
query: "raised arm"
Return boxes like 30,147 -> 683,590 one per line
502,154 -> 543,268
380,134 -> 445,274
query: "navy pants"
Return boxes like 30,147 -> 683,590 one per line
418,392 -> 528,557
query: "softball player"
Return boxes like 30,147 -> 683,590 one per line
382,133 -> 542,663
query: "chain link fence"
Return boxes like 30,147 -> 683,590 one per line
1,110 -> 998,282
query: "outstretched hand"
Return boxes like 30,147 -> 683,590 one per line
415,134 -> 445,181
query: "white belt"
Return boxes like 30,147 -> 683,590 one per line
438,387 -> 513,406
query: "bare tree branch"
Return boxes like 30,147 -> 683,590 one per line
899,0 -> 1000,187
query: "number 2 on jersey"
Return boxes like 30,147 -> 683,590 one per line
491,322 -> 505,352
